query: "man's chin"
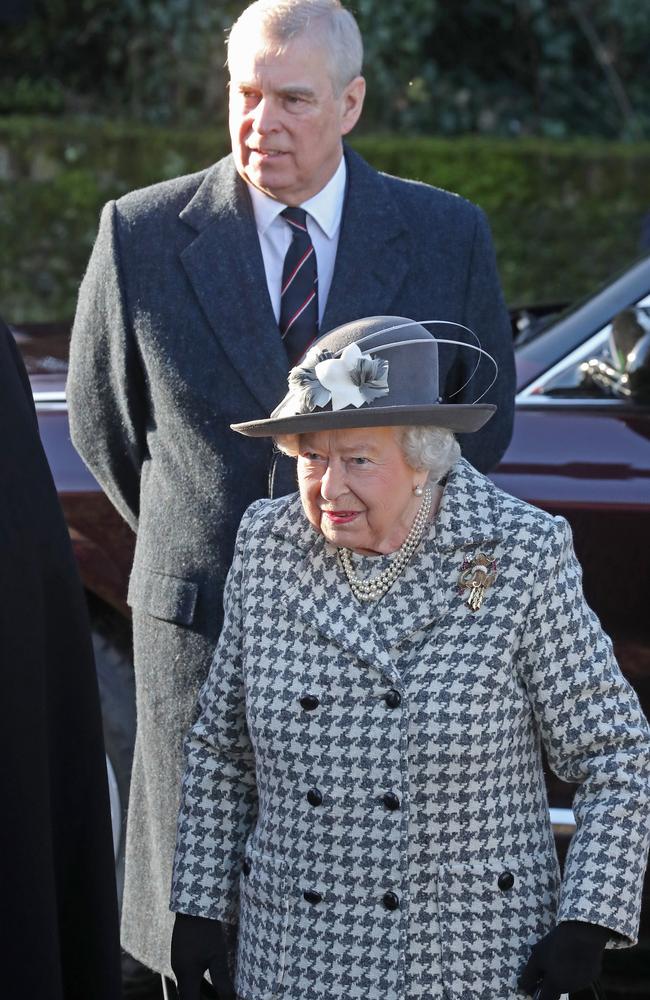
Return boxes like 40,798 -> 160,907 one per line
239,162 -> 295,202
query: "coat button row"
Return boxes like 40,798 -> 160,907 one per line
307,788 -> 323,807
303,890 -> 399,910
303,693 -> 401,711
498,871 -> 515,891
383,792 -> 400,811
242,857 -> 251,876
307,788 -> 400,810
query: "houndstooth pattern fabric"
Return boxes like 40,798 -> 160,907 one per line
171,458 -> 650,1000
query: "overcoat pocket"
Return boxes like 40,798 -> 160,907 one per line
127,568 -> 198,625
437,857 -> 559,999
235,851 -> 289,1000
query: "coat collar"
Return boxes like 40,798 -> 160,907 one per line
369,459 -> 504,650
320,147 -> 411,332
177,149 -> 412,415
278,510 -> 400,683
179,157 -> 288,414
271,460 -> 503,670
433,457 -> 503,552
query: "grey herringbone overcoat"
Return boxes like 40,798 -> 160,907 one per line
171,459 -> 650,1000
68,147 -> 515,974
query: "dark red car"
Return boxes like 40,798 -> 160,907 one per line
12,252 -> 650,997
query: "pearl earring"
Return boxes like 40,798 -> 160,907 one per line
413,484 -> 424,497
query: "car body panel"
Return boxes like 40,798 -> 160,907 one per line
18,331 -> 136,617
494,406 -> 650,508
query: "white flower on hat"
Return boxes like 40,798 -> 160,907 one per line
315,344 -> 389,410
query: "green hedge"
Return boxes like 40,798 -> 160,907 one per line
5,1 -> 650,139
2,117 -> 649,323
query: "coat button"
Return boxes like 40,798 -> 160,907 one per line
303,889 -> 322,905
241,857 -> 251,876
300,694 -> 319,711
383,891 -> 400,911
383,792 -> 400,811
498,871 -> 515,891
384,689 -> 401,709
307,788 -> 323,807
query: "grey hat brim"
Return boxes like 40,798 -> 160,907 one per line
231,403 -> 496,438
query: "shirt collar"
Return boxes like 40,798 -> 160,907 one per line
247,156 -> 347,239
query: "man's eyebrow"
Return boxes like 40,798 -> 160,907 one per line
231,81 -> 316,99
276,85 -> 316,99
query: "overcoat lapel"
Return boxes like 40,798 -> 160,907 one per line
178,149 -> 411,411
348,461 -> 504,652
273,500 -> 398,682
320,148 -> 411,333
269,462 -> 503,680
179,157 -> 289,414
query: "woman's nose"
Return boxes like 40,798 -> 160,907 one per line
320,463 -> 346,501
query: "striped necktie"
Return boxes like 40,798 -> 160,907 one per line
279,207 -> 319,364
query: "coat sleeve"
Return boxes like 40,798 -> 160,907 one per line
454,207 -> 515,473
517,516 -> 650,945
67,201 -> 149,531
170,502 -> 263,921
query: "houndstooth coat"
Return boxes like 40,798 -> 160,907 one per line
171,458 -> 650,1000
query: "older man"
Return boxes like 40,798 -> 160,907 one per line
67,0 -> 515,986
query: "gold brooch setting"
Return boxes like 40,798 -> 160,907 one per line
458,552 -> 497,612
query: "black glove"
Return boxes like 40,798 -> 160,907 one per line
518,920 -> 610,999
171,913 -> 236,1000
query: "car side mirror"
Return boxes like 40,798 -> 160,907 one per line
625,330 -> 650,402
579,308 -> 650,404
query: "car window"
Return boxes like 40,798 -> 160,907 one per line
519,293 -> 650,404
514,255 -> 650,391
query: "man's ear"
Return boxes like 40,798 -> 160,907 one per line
340,76 -> 366,136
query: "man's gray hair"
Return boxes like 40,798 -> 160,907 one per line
275,425 -> 461,483
227,0 -> 363,94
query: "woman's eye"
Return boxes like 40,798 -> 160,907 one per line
350,457 -> 369,466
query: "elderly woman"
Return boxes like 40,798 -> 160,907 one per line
169,317 -> 650,1000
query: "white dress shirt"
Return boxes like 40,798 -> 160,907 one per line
247,156 -> 347,326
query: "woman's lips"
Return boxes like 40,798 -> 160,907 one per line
322,510 -> 360,525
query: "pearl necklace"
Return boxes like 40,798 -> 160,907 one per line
338,487 -> 433,602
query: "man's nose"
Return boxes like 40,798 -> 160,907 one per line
251,97 -> 279,134
320,462 -> 346,501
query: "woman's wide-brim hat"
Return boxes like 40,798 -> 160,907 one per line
231,316 -> 496,437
